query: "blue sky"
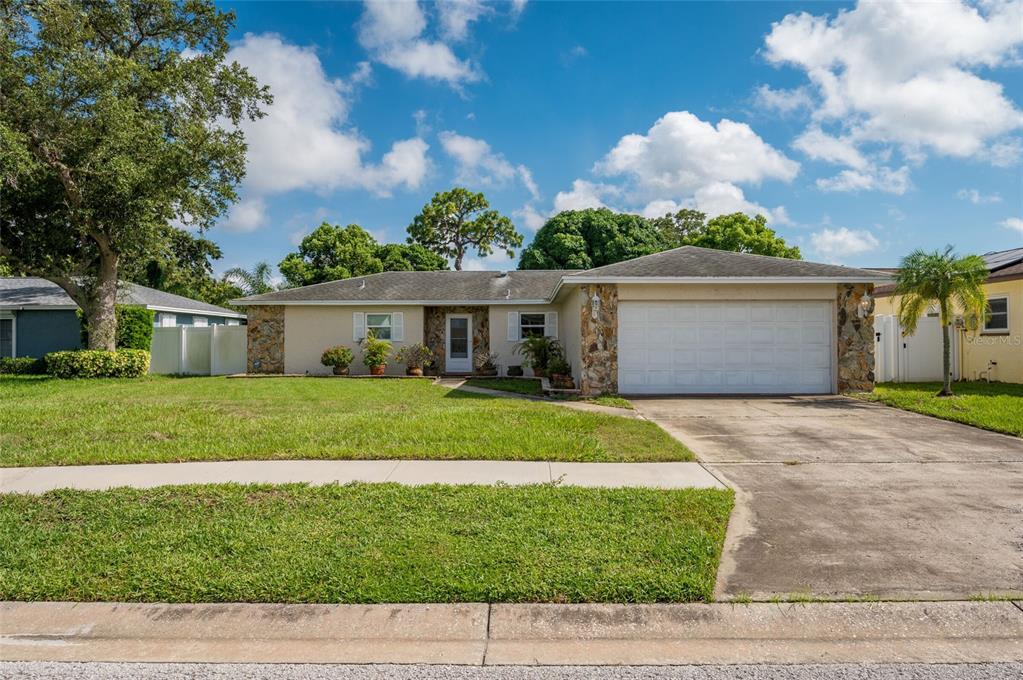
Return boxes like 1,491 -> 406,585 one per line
209,0 -> 1023,275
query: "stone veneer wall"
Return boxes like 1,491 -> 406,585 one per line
246,305 -> 285,374
836,283 -> 876,392
424,306 -> 489,374
579,284 -> 618,395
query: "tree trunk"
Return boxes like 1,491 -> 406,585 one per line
453,251 -> 463,271
939,316 -> 953,397
84,248 -> 120,351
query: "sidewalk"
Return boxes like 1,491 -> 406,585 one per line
2,601 -> 1021,665
0,460 -> 723,494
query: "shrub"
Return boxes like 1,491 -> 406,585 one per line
115,305 -> 155,349
360,331 -> 392,368
320,345 -> 354,368
395,343 -> 435,369
515,336 -> 563,371
548,356 -> 572,377
0,357 -> 46,375
45,349 -> 150,378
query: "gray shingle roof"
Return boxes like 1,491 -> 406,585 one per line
236,270 -> 569,304
0,278 -> 244,317
568,246 -> 890,280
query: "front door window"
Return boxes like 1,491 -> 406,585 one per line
446,315 -> 472,373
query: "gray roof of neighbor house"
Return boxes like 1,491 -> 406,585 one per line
235,270 -> 571,305
568,246 -> 889,281
0,277 -> 245,318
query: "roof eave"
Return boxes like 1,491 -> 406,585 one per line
565,275 -> 892,284
230,298 -> 552,307
144,304 -> 246,319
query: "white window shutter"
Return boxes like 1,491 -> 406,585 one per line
507,312 -> 520,341
392,312 -> 404,341
545,311 -> 558,338
353,312 -> 365,341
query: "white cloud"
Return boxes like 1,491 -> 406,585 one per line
438,131 -> 538,197
597,111 -> 799,195
514,203 -> 547,231
690,182 -> 792,225
1001,217 -> 1023,234
358,1 -> 481,86
816,166 -> 910,195
764,1 -> 1023,165
438,0 -> 489,42
640,199 -> 682,219
793,127 -> 868,170
221,197 -> 268,234
227,33 -> 429,201
989,137 -> 1022,167
810,227 -> 880,262
754,84 -> 813,115
552,179 -> 620,212
958,188 -> 1002,204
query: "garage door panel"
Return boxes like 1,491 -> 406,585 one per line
618,300 -> 834,395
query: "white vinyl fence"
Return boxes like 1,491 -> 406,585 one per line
150,325 -> 247,375
874,314 -> 959,383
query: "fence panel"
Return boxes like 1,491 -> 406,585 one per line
149,325 -> 246,375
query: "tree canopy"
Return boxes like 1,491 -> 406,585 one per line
518,209 -> 664,270
407,188 -> 522,271
651,211 -> 801,259
0,0 -> 270,348
279,223 -> 448,288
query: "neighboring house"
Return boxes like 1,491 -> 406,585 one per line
873,247 -> 1023,384
0,277 -> 246,359
234,246 -> 888,396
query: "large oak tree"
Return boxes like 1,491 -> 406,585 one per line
407,188 -> 522,271
0,0 -> 269,349
518,208 -> 663,270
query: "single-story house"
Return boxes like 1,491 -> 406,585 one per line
234,246 -> 888,396
874,247 -> 1022,383
0,277 -> 246,359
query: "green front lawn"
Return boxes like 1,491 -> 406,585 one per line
0,376 -> 693,466
0,483 -> 733,603
464,377 -> 542,395
857,381 -> 1023,436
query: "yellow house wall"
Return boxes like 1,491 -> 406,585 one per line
284,305 -> 425,376
875,279 -> 1023,383
488,303 -> 566,377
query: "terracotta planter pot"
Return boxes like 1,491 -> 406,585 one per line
475,367 -> 498,377
332,365 -> 350,376
370,364 -> 386,376
551,374 -> 575,390
532,368 -> 547,378
406,367 -> 424,377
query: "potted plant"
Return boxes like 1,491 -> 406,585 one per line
320,345 -> 354,376
515,336 -> 562,378
548,356 -> 575,390
395,343 -> 435,377
360,331 -> 392,376
473,350 -> 500,377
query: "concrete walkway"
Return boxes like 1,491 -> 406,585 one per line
0,460 -> 723,494
437,378 -> 644,418
2,601 -> 1020,665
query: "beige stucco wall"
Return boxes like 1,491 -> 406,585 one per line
487,304 -> 565,377
560,288 -> 584,380
284,305 -> 424,375
618,282 -> 838,301
876,280 -> 1023,383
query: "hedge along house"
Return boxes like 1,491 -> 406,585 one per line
0,277 -> 246,359
235,247 -> 889,396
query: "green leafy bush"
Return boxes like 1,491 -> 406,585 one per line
0,357 -> 46,375
515,336 -> 564,372
115,306 -> 155,349
45,349 -> 150,378
395,343 -> 435,369
360,331 -> 392,368
320,345 -> 354,368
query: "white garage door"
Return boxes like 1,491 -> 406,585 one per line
618,301 -> 834,395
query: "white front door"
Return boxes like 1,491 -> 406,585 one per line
446,314 -> 473,373
618,301 -> 834,395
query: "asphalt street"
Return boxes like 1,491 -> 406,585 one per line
2,664 -> 1021,680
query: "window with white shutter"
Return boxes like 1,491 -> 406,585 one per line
392,312 -> 404,341
544,311 -> 558,339
353,312 -> 366,341
507,311 -> 520,341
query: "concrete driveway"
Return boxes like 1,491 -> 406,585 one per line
632,396 -> 1023,600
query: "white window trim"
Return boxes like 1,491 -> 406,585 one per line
519,312 -> 547,339
226,318 -> 240,326
355,311 -> 404,341
984,295 -> 1009,333
192,316 -> 208,327
159,313 -> 177,328
0,312 -> 15,359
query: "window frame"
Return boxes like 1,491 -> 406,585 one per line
0,312 -> 15,358
159,313 -> 176,328
983,296 -> 1009,334
366,312 -> 393,340
192,316 -> 208,328
519,312 -> 547,339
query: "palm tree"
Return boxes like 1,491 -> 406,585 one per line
895,247 -> 988,397
224,261 -> 277,296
